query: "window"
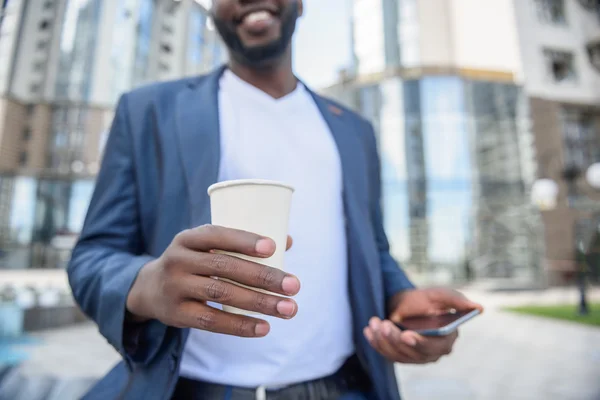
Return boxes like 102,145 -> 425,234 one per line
26,104 -> 35,116
162,24 -> 173,34
22,128 -> 31,141
36,40 -> 47,50
43,1 -> 53,10
30,83 -> 41,93
160,43 -> 172,53
563,109 -> 600,168
39,20 -> 50,30
159,62 -> 170,72
33,60 -> 45,72
534,0 -> 566,25
19,152 -> 28,166
587,41 -> 600,73
543,49 -> 576,83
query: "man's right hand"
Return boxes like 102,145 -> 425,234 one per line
126,225 -> 301,338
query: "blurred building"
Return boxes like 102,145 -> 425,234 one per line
0,0 -> 225,269
324,0 -> 600,286
514,0 -> 600,280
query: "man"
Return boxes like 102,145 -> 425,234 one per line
68,1 -> 482,399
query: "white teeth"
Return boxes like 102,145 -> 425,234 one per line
245,11 -> 272,24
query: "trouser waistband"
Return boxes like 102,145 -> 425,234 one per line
172,355 -> 372,400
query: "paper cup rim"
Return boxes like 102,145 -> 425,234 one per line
208,179 -> 295,196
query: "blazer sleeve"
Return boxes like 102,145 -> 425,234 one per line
67,94 -> 169,367
364,121 -> 416,300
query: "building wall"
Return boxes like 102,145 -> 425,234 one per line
448,0 -> 523,77
10,0 -> 60,103
89,0 -> 129,107
42,0 -> 68,103
355,0 -> 523,77
352,0 -> 387,75
5,0 -> 223,107
415,0 -> 454,68
0,0 -> 26,95
0,99 -> 52,174
514,0 -> 600,104
343,0 -> 600,285
529,96 -> 600,283
0,0 -> 225,270
324,74 -> 538,285
24,104 -> 52,172
0,98 -> 24,171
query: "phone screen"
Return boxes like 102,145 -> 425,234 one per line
397,310 -> 474,331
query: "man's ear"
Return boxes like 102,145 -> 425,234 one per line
298,0 -> 304,17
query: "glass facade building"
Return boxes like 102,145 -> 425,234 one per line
110,0 -> 138,105
132,0 -> 154,88
186,3 -> 226,75
0,176 -> 94,269
352,0 -> 400,75
351,76 -> 538,284
56,0 -> 102,101
0,0 -> 225,270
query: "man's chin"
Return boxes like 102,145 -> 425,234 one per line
238,36 -> 281,51
231,39 -> 287,65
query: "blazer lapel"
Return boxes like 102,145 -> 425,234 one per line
308,92 -> 364,204
175,66 -> 226,227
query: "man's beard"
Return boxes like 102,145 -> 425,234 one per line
212,2 -> 299,68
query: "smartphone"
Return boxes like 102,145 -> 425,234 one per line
394,309 -> 481,336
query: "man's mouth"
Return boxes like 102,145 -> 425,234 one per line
237,9 -> 279,33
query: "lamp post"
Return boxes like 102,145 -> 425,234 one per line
531,162 -> 600,316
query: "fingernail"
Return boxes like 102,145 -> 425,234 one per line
364,328 -> 373,342
277,300 -> 296,317
282,276 -> 300,295
255,239 -> 275,256
404,334 -> 417,346
255,323 -> 270,336
369,318 -> 380,331
382,322 -> 391,337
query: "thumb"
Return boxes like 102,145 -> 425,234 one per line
389,309 -> 404,324
440,290 -> 484,313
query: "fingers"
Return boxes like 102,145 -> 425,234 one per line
180,275 -> 298,319
171,250 -> 301,296
412,330 -> 457,358
177,301 -> 271,338
286,235 -> 293,251
431,289 -> 484,313
364,319 -> 427,364
176,225 -> 276,258
364,318 -> 457,364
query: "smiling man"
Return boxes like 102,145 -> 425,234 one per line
67,1 -> 482,399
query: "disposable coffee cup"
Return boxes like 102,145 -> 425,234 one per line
207,179 -> 294,315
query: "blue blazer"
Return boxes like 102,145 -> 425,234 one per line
68,66 -> 415,400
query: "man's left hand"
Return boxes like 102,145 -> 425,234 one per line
363,288 -> 483,364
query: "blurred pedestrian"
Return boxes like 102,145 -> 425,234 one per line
67,1 -> 482,399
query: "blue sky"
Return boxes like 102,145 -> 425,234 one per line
292,0 -> 353,89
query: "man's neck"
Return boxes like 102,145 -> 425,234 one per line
228,52 -> 297,99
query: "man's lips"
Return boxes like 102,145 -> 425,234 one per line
235,4 -> 279,34
238,10 -> 278,33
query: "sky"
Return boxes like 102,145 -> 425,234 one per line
292,0 -> 353,89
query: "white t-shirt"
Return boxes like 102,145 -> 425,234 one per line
179,70 -> 354,388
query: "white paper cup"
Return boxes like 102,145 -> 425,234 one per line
207,179 -> 294,315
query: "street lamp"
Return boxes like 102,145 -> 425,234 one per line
531,162 -> 600,315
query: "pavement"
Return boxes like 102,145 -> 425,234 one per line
4,287 -> 600,400
396,287 -> 600,400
